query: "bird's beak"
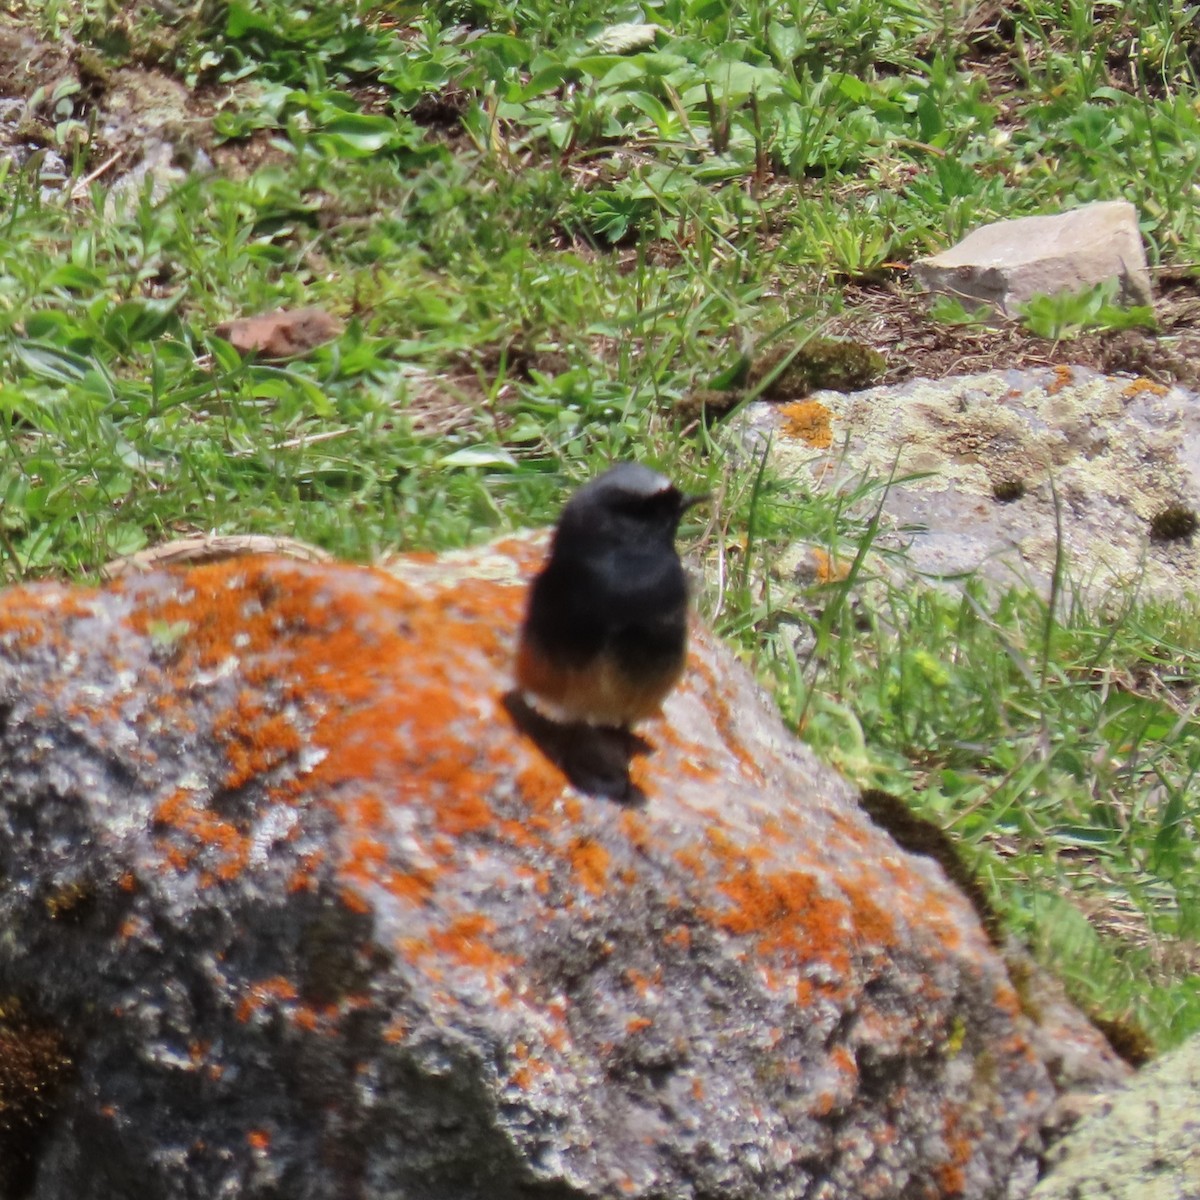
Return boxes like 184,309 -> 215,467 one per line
679,491 -> 709,512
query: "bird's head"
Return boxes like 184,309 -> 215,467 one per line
554,463 -> 706,552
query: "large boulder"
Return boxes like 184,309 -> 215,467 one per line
0,540 -> 1087,1198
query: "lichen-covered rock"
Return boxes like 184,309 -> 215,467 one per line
749,366 -> 1200,598
1031,1033 -> 1200,1200
0,542 -> 1057,1199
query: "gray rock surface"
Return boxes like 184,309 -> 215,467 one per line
0,544 -> 1087,1199
1031,1033 -> 1200,1199
750,366 -> 1200,598
912,201 -> 1152,314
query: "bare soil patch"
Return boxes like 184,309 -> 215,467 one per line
829,275 -> 1200,389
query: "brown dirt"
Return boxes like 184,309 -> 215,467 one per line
828,274 -> 1200,389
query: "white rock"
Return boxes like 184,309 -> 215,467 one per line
912,200 -> 1152,314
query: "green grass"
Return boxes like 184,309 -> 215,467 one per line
3,0 -> 1200,1047
764,554 -> 1200,1044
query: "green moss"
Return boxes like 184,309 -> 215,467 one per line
748,336 -> 886,401
991,477 -> 1026,503
74,48 -> 112,93
671,388 -> 743,424
1149,503 -> 1197,542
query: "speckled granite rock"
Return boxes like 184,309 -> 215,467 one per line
0,543 -> 1064,1198
1031,1033 -> 1200,1200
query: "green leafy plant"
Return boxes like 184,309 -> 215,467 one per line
1017,280 -> 1158,340
927,295 -> 994,325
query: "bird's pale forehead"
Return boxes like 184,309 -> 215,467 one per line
593,464 -> 673,498
618,478 -> 672,498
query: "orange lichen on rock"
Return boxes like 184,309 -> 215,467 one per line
0,540 -> 1059,1196
1047,364 -> 1074,395
1122,377 -> 1168,398
935,1106 -> 973,1197
114,558 -> 535,927
235,976 -> 299,1023
712,867 -> 853,975
808,547 -> 850,584
339,888 -> 372,916
0,586 -> 94,655
380,867 -> 437,906
214,691 -> 304,791
837,878 -> 896,948
828,1044 -> 858,1084
662,925 -> 691,951
569,836 -> 610,895
623,967 -> 661,997
427,915 -> 522,979
780,399 -> 834,448
286,851 -> 325,893
514,760 -> 568,811
685,657 -> 765,784
153,787 -> 251,885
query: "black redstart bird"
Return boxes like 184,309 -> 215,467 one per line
516,463 -> 705,729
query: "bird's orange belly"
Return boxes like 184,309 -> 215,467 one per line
516,640 -> 683,727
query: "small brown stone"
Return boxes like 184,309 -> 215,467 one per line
214,307 -> 342,359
